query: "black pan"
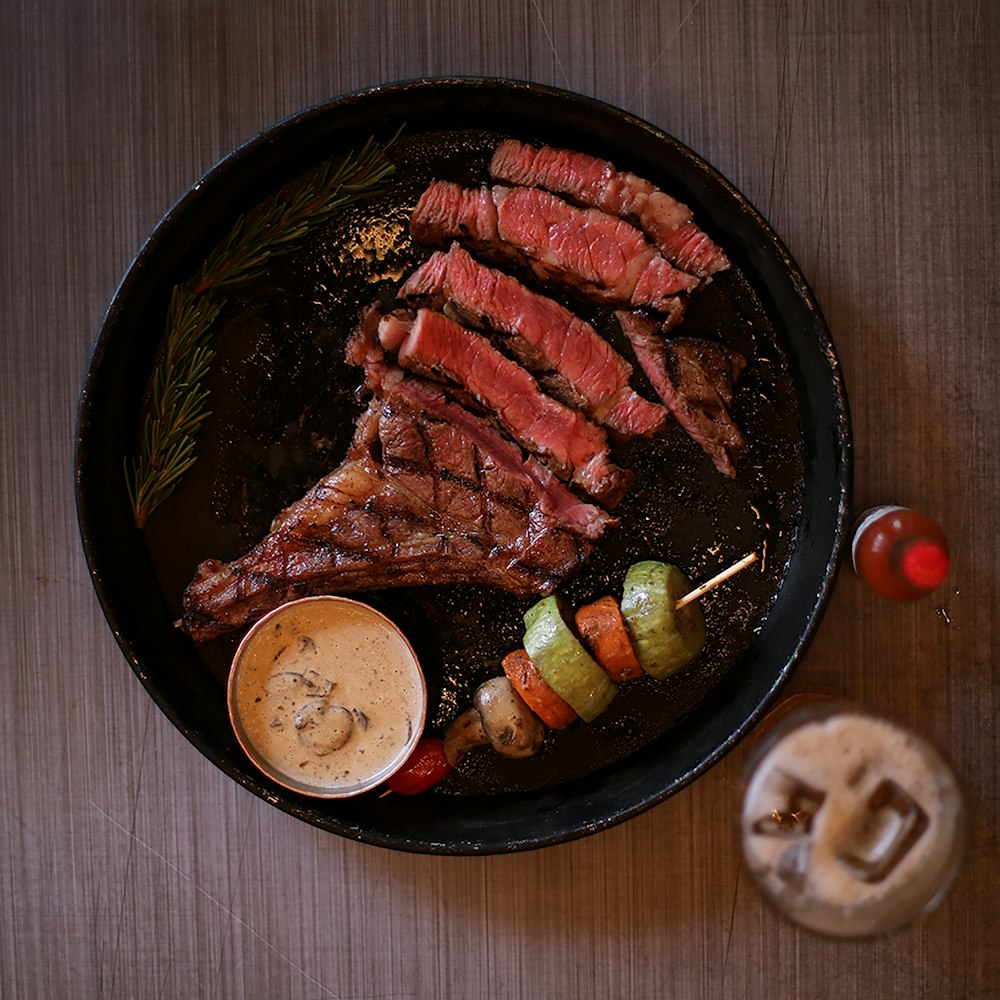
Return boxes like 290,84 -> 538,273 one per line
76,79 -> 851,854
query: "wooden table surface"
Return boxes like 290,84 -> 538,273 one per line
4,1 -> 998,997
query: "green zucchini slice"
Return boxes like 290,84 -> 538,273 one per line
523,596 -> 617,723
620,561 -> 706,679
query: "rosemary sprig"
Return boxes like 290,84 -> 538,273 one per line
125,132 -> 399,528
125,286 -> 220,527
193,132 -> 400,293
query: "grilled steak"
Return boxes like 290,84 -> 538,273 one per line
180,138 -> 749,642
410,181 -> 699,313
616,311 -> 747,478
398,244 -> 666,439
489,139 -> 730,278
180,318 -> 612,642
377,306 -> 634,506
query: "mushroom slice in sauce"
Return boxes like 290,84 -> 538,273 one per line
265,669 -> 334,700
293,702 -> 355,755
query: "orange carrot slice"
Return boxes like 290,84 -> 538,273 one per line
574,595 -> 644,682
502,649 -> 578,729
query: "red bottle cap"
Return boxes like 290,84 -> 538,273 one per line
900,540 -> 950,590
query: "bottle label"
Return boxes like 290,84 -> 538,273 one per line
850,505 -> 906,572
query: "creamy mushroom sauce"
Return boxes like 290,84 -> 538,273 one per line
231,599 -> 424,794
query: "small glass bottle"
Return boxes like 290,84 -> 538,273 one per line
850,505 -> 949,600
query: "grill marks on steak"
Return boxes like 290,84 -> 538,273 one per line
616,311 -> 747,478
376,306 -> 634,507
489,139 -> 730,278
398,244 -> 667,439
347,315 -> 613,541
410,181 -> 699,313
180,365 -> 612,642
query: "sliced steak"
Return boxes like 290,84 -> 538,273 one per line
180,322 -> 613,643
398,244 -> 666,438
349,309 -> 613,540
489,139 -> 730,277
616,311 -> 747,478
409,181 -> 698,313
377,306 -> 634,506
409,179 -> 499,247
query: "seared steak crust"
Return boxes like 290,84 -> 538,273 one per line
180,318 -> 612,642
616,311 -> 747,478
181,397 -> 604,642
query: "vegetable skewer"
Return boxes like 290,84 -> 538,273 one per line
395,552 -> 760,790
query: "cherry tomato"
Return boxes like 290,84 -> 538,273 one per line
386,737 -> 452,795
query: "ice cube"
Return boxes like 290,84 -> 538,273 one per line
836,778 -> 929,883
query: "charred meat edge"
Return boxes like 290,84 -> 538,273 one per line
616,310 -> 747,478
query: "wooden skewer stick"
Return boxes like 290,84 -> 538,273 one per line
675,551 -> 759,609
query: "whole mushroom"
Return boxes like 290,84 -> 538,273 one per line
442,677 -> 547,767
473,677 -> 546,759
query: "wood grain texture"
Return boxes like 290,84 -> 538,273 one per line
2,0 -> 998,997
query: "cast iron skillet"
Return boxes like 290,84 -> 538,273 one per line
76,79 -> 851,854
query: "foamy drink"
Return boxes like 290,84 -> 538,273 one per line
740,700 -> 964,936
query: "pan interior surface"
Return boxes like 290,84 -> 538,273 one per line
76,79 -> 850,854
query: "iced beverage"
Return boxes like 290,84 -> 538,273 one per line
740,699 -> 965,937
